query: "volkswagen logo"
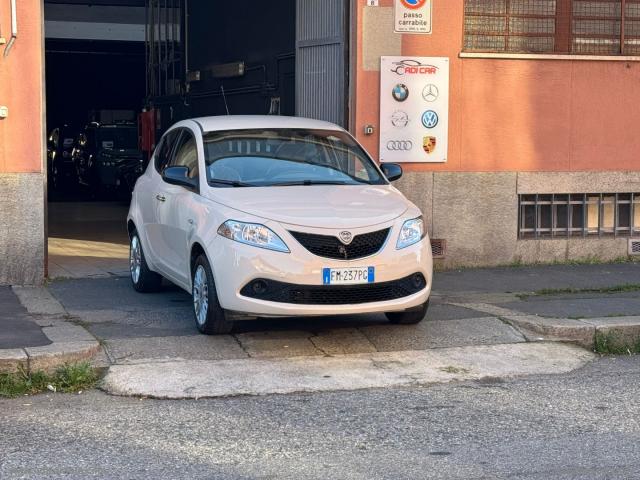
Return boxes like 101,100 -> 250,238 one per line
386,140 -> 413,151
421,110 -> 439,129
391,111 -> 409,128
422,84 -> 439,102
339,231 -> 354,245
392,84 -> 409,102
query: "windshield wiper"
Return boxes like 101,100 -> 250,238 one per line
269,180 -> 356,187
208,179 -> 255,188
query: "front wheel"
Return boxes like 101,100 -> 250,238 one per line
192,255 -> 234,335
385,300 -> 429,325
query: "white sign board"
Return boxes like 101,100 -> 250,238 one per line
395,0 -> 432,34
379,56 -> 449,164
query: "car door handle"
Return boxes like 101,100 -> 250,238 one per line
156,194 -> 166,202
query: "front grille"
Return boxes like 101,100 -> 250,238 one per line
240,273 -> 426,305
289,228 -> 390,260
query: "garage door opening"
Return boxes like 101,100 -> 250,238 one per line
45,0 -> 349,279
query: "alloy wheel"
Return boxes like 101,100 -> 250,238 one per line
130,235 -> 142,284
193,265 -> 209,326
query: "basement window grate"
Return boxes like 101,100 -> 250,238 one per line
630,239 -> 640,255
431,239 -> 446,258
519,193 -> 640,239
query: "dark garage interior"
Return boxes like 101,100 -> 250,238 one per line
45,0 -> 299,278
44,0 -> 347,278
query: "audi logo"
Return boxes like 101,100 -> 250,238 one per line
386,140 -> 413,151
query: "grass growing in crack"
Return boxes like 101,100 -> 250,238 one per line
518,284 -> 640,300
594,331 -> 640,355
0,362 -> 98,398
439,366 -> 470,375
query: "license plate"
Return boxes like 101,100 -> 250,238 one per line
323,267 -> 375,285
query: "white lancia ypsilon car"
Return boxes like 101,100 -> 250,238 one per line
127,116 -> 432,334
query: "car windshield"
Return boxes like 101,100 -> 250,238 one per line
203,128 -> 387,187
97,127 -> 138,151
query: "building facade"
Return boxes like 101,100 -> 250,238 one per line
1,0 -> 639,285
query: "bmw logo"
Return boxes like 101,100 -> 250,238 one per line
392,84 -> 409,102
422,110 -> 439,129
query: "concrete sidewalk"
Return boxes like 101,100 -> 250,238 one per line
0,286 -> 101,374
4,261 -> 640,395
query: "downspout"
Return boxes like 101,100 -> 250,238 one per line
3,0 -> 17,57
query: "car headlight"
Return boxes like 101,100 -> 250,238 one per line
397,217 -> 425,250
217,220 -> 290,253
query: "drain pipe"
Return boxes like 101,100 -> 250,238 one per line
3,0 -> 17,57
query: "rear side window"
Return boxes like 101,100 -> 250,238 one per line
154,130 -> 180,173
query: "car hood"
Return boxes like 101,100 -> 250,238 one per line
205,184 -> 410,229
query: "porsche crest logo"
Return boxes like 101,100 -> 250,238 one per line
423,136 -> 436,154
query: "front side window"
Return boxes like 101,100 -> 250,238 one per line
154,129 -> 180,173
203,129 -> 386,188
464,0 -> 640,55
170,130 -> 199,180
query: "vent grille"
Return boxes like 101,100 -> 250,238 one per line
630,239 -> 640,256
289,228 -> 390,260
431,239 -> 446,258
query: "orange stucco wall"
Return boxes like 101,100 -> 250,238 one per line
0,0 -> 44,174
355,0 -> 640,173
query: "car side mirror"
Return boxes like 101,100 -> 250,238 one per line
381,163 -> 403,182
162,166 -> 198,190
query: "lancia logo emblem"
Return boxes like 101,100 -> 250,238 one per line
339,231 -> 353,245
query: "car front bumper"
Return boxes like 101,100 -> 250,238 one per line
206,222 -> 433,317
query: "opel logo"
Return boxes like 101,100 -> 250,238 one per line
386,140 -> 413,151
391,110 -> 409,128
339,231 -> 353,245
422,110 -> 439,129
422,84 -> 439,102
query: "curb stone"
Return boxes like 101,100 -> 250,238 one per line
452,303 -> 640,350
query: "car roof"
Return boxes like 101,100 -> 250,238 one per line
186,115 -> 345,133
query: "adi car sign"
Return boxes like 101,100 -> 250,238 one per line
395,0 -> 432,34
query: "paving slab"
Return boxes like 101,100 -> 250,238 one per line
0,287 -> 51,349
308,328 -> 378,355
360,317 -> 526,351
435,263 -> 640,294
234,330 -> 324,358
102,343 -> 594,399
500,296 -> 640,319
105,335 -> 248,364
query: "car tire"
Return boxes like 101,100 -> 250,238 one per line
129,230 -> 163,293
385,300 -> 429,325
192,254 -> 234,335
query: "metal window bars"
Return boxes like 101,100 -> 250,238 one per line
464,0 -> 640,55
519,193 -> 640,238
146,0 -> 183,99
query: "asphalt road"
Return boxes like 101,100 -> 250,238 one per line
2,355 -> 639,480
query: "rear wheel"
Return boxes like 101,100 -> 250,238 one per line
385,300 -> 429,325
129,230 -> 162,293
192,254 -> 234,335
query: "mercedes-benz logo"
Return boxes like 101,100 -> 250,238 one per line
339,231 -> 353,245
391,111 -> 409,128
386,140 -> 413,151
421,110 -> 439,129
422,84 -> 439,102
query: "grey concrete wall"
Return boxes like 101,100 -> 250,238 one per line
393,171 -> 639,269
0,174 -> 45,285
